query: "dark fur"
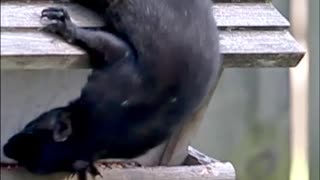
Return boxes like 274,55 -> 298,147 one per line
3,0 -> 222,178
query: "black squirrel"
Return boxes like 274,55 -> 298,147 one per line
3,0 -> 222,179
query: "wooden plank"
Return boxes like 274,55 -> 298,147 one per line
0,32 -> 88,69
1,147 -> 235,180
0,2 -> 104,30
1,164 -> 235,180
0,30 -> 305,69
221,30 -> 305,67
4,0 -> 266,2
214,3 -> 289,29
214,0 -> 270,3
186,146 -> 220,165
0,2 -> 290,30
0,32 -> 83,56
2,0 -> 269,3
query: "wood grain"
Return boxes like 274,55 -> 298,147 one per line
0,2 -> 304,69
0,31 -> 305,69
214,3 -> 289,29
0,2 -> 104,30
0,2 -> 289,30
1,147 -> 235,180
214,0 -> 270,3
1,164 -> 235,180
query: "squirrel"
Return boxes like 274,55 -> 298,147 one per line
3,0 -> 222,179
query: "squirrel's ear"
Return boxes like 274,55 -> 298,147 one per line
53,112 -> 72,142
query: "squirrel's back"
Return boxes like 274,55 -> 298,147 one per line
103,0 -> 222,111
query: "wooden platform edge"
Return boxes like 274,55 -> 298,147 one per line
0,146 -> 236,180
0,2 -> 290,30
0,30 -> 305,69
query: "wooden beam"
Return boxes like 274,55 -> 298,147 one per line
0,30 -> 305,69
214,0 -> 270,3
0,147 -> 236,180
1,164 -> 235,180
214,3 -> 290,30
0,2 -> 304,69
1,3 -> 290,30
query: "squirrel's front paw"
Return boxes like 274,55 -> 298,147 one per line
40,7 -> 76,43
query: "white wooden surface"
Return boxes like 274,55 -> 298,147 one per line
0,2 -> 304,69
1,30 -> 304,69
1,3 -> 290,30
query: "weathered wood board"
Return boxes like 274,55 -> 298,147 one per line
0,2 -> 305,69
0,31 -> 304,69
1,147 -> 236,180
1,3 -> 290,30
